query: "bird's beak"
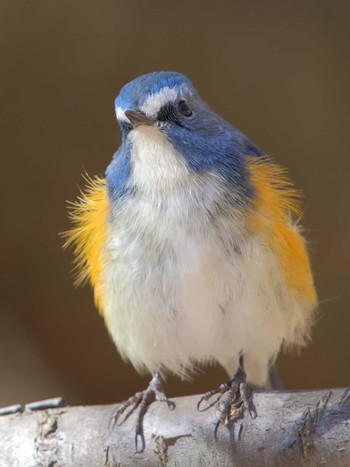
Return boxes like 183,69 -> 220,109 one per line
125,110 -> 155,128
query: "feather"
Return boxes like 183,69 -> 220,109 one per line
63,175 -> 108,314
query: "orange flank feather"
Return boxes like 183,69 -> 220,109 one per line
64,175 -> 108,315
247,156 -> 317,304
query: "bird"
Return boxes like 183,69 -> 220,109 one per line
65,71 -> 317,452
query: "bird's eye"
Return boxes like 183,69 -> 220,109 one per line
177,100 -> 193,117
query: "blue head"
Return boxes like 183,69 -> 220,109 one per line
107,71 -> 263,200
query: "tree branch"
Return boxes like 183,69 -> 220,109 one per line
0,389 -> 349,466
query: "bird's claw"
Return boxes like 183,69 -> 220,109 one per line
198,361 -> 257,439
111,391 -> 143,427
165,399 -> 176,410
110,373 -> 175,453
197,382 -> 230,412
135,432 -> 146,454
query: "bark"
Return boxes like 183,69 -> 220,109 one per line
0,389 -> 349,466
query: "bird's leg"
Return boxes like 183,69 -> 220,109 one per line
197,355 -> 257,439
111,372 -> 175,453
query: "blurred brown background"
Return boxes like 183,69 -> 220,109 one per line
1,0 -> 349,407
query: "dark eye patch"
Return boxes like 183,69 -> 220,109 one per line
119,120 -> 133,134
157,103 -> 181,124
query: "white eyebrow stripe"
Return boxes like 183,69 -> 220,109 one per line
115,106 -> 130,122
115,86 -> 182,122
140,87 -> 178,116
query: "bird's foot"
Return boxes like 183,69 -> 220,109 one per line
111,372 -> 175,453
197,362 -> 257,439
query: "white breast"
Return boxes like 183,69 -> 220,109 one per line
102,128 -> 309,385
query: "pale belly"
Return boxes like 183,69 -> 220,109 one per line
101,210 -> 302,386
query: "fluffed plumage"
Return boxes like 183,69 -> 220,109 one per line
65,72 -> 317,386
